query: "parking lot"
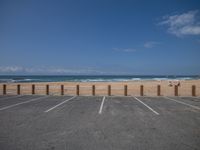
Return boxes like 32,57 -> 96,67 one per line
0,95 -> 200,150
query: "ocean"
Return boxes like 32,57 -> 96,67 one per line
0,75 -> 199,83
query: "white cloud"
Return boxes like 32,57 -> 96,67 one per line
0,66 -> 106,75
113,48 -> 137,52
144,41 -> 160,48
0,66 -> 140,75
0,66 -> 23,73
159,10 -> 200,37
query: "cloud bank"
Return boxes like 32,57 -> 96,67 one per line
160,10 -> 200,37
0,66 -> 134,75
0,66 -> 106,75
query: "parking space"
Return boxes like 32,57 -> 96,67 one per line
0,96 -> 72,124
138,96 -> 200,127
93,97 -> 161,150
102,96 -> 158,116
0,95 -> 199,150
138,97 -> 200,114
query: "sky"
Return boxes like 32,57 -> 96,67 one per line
0,0 -> 200,75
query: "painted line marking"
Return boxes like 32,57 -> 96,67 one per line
45,96 -> 76,113
164,97 -> 200,110
0,96 -> 48,111
99,96 -> 106,114
0,95 -> 24,101
179,96 -> 200,100
133,97 -> 159,115
180,97 -> 200,101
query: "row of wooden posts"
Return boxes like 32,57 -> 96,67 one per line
1,84 -> 197,96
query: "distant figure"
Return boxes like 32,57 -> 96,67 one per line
168,80 -> 180,86
174,80 -> 180,86
168,81 -> 173,87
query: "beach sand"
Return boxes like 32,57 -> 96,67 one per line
0,80 -> 200,96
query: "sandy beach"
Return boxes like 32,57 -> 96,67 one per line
0,80 -> 200,96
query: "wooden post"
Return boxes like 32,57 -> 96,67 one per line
3,84 -> 6,95
46,85 -> 49,95
157,85 -> 161,96
140,85 -> 143,96
92,85 -> 95,96
192,85 -> 196,97
175,85 -> 178,96
76,85 -> 79,96
124,85 -> 128,96
32,84 -> 35,95
17,84 -> 20,95
108,85 -> 111,96
61,85 -> 64,95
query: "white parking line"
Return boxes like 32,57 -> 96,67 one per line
0,95 -> 24,101
181,97 -> 200,101
0,96 -> 48,111
164,97 -> 200,110
99,96 -> 106,114
179,96 -> 200,100
133,97 -> 159,115
192,97 -> 200,100
45,96 -> 76,113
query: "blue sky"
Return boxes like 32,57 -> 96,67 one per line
0,0 -> 200,75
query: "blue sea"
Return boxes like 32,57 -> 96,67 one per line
0,75 -> 199,83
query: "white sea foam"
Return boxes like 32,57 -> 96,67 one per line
152,78 -> 169,81
0,78 -> 41,83
80,78 -> 130,82
13,79 -> 36,82
0,79 -> 14,83
176,77 -> 192,80
131,78 -> 142,81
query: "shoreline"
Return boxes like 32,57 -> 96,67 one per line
0,75 -> 199,83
